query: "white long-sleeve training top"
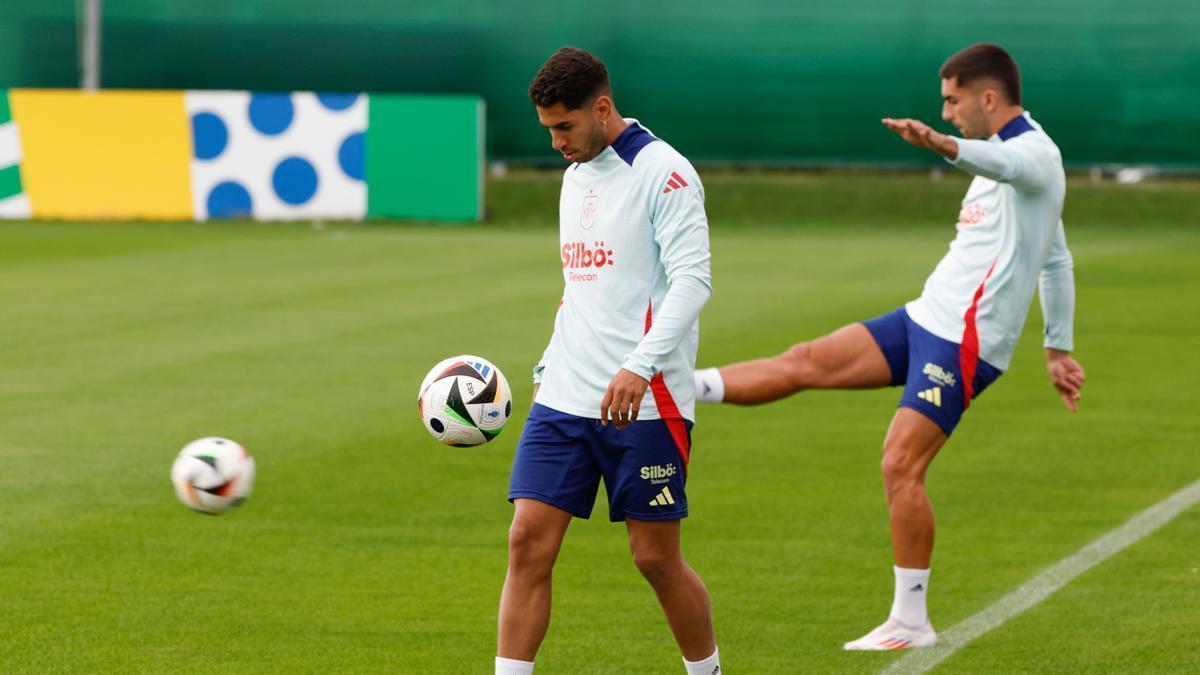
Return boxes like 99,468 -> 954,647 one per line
905,112 -> 1076,371
534,120 -> 712,422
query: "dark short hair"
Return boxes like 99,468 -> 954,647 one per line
529,47 -> 610,110
939,43 -> 1021,105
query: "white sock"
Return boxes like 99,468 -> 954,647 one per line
683,647 -> 721,674
890,565 -> 930,626
694,368 -> 725,403
495,656 -> 534,675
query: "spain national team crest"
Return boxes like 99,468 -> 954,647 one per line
580,192 -> 598,230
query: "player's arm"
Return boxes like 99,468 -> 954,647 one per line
881,118 -> 1053,192
882,117 -> 959,159
1039,219 -> 1084,411
601,165 -> 713,427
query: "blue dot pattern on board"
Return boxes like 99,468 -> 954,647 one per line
191,112 -> 228,160
339,132 -> 365,181
248,93 -> 294,135
316,93 -> 359,111
273,157 -> 319,205
207,181 -> 253,218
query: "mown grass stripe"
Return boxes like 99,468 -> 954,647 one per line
883,476 -> 1200,675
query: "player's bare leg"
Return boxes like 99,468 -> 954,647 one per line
497,498 -> 573,662
715,323 -> 893,404
882,408 -> 948,568
845,407 -> 947,650
626,518 -> 718,664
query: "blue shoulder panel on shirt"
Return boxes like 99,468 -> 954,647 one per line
998,115 -> 1035,141
610,123 -> 659,166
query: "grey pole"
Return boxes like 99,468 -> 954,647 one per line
79,0 -> 102,91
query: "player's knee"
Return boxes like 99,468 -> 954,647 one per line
880,440 -> 924,487
631,547 -> 678,590
781,342 -> 820,388
507,521 -> 555,577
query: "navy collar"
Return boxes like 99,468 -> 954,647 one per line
997,114 -> 1035,141
609,122 -> 658,166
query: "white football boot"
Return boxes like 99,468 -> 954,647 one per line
843,616 -> 937,651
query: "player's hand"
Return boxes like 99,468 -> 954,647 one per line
600,368 -> 650,429
1046,349 -> 1085,412
882,118 -> 958,159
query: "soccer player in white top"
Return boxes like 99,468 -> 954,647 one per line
495,47 -> 721,675
694,43 -> 1086,651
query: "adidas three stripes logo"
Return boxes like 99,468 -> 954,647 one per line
649,486 -> 676,506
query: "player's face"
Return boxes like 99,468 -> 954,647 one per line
940,77 -> 991,139
536,101 -> 608,163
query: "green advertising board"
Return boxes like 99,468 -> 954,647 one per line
368,96 -> 484,221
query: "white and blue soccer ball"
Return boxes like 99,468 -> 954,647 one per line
171,437 -> 256,514
418,355 -> 512,446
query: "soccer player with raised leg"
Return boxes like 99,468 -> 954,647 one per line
495,47 -> 720,675
694,43 -> 1085,651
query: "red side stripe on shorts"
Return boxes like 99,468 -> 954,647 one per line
960,259 -> 998,409
644,300 -> 692,469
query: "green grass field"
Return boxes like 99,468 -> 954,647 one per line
2,171 -> 1198,673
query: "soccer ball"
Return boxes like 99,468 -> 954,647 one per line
171,437 -> 256,514
418,355 -> 513,446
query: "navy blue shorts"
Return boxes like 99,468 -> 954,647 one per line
862,307 -> 1002,436
509,403 -> 692,522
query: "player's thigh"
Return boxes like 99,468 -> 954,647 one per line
792,322 -> 893,389
508,498 -> 573,557
881,407 -> 949,480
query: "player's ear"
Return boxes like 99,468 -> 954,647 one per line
592,95 -> 612,124
981,88 -> 998,113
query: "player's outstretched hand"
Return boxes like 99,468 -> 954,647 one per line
601,368 -> 650,429
882,118 -> 958,159
1046,349 -> 1085,412
883,118 -> 934,147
